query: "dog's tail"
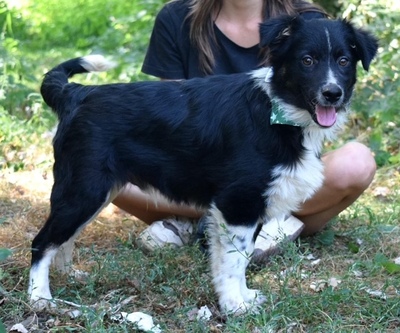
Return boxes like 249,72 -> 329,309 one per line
40,55 -> 115,119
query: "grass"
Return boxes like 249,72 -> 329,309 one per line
1,150 -> 400,332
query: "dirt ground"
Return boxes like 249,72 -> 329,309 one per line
0,167 -> 146,269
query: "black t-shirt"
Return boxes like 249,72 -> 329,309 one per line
141,0 -> 324,79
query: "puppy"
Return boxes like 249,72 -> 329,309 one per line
29,16 -> 378,314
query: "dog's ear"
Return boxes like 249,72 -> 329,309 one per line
345,20 -> 379,71
259,15 -> 300,48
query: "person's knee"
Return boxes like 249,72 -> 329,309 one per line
324,142 -> 376,193
343,142 -> 376,186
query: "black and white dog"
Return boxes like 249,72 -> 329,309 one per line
29,16 -> 378,314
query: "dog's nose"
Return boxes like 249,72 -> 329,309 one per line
322,84 -> 343,103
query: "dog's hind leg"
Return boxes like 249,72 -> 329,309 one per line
207,205 -> 266,315
28,181 -> 119,311
52,232 -> 81,274
52,186 -> 120,275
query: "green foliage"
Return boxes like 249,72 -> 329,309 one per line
315,229 -> 336,246
374,253 -> 400,274
0,219 -> 10,333
0,217 -> 11,263
339,0 -> 400,166
0,248 -> 12,261
314,0 -> 400,166
3,0 -> 165,81
314,0 -> 343,16
0,0 -> 166,170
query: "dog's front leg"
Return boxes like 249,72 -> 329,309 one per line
207,208 -> 266,315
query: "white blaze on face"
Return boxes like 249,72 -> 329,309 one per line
325,28 -> 332,53
325,28 -> 338,86
314,28 -> 339,127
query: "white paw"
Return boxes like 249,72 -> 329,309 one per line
219,293 -> 265,315
242,288 -> 267,305
30,297 -> 57,312
219,297 -> 249,315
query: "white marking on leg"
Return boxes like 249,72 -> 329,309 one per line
207,205 -> 265,314
28,187 -> 120,309
52,187 -> 120,273
29,248 -> 58,309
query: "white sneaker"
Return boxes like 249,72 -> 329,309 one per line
137,218 -> 194,252
252,215 -> 304,264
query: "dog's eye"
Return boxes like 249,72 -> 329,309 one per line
302,56 -> 314,67
338,57 -> 349,67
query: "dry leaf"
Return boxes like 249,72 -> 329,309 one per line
352,270 -> 363,278
187,307 -> 199,321
197,305 -> 212,321
365,288 -> 387,300
372,186 -> 390,197
310,259 -> 321,266
310,280 -> 327,292
305,253 -> 317,260
9,323 -> 28,333
328,277 -> 341,288
121,312 -> 162,333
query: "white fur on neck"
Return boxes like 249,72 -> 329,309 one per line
251,66 -> 348,219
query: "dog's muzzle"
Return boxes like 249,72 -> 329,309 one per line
315,83 -> 344,127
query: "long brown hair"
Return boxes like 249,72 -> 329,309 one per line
185,0 -> 326,74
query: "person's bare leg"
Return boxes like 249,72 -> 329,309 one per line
296,142 -> 376,236
112,184 -> 204,225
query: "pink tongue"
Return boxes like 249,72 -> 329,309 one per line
316,105 -> 337,127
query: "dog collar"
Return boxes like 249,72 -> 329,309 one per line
270,99 -> 301,127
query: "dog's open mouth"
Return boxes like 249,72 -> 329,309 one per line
315,105 -> 337,127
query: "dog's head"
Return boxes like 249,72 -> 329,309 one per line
259,16 -> 378,128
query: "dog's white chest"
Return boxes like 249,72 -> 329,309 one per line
263,138 -> 324,219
